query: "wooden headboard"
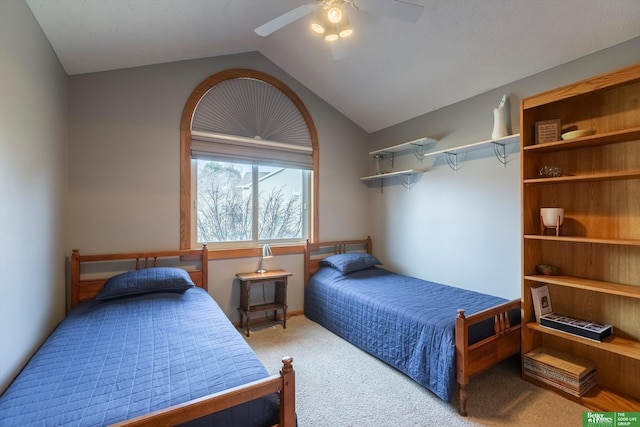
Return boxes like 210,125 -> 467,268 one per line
69,245 -> 208,310
303,237 -> 372,285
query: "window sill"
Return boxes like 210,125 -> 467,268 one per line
204,244 -> 305,260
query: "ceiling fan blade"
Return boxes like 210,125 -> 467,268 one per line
255,4 -> 316,36
356,0 -> 424,23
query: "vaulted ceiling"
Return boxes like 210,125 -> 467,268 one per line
25,0 -> 640,132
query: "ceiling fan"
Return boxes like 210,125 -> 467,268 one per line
255,0 -> 424,41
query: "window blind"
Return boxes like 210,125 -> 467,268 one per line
191,77 -> 313,169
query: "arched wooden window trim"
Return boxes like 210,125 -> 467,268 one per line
180,68 -> 319,255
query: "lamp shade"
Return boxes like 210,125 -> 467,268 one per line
262,244 -> 273,259
256,244 -> 272,273
310,7 -> 327,34
327,5 -> 343,24
337,13 -> 352,38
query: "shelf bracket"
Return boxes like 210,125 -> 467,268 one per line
374,178 -> 383,194
400,174 -> 415,191
411,143 -> 426,160
373,152 -> 395,174
445,152 -> 458,173
492,142 -> 508,167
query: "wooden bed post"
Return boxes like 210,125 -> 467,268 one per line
201,244 -> 209,291
70,249 -> 80,309
304,240 -> 311,285
279,356 -> 296,426
455,308 -> 469,417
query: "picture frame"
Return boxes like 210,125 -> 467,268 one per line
535,119 -> 561,144
531,284 -> 553,322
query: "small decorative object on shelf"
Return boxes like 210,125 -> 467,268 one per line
535,264 -> 561,276
491,95 -> 509,140
539,165 -> 562,178
531,284 -> 553,322
535,119 -> 561,144
540,207 -> 564,236
561,129 -> 596,140
540,313 -> 613,342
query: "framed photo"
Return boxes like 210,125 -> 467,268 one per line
531,284 -> 553,322
535,119 -> 561,144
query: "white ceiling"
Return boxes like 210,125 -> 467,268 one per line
25,0 -> 640,133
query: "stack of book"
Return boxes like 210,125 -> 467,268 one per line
524,346 -> 596,397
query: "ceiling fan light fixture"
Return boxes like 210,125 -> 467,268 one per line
310,7 -> 327,34
327,5 -> 343,24
337,14 -> 352,38
311,1 -> 352,42
338,28 -> 352,38
311,22 -> 325,34
325,31 -> 339,42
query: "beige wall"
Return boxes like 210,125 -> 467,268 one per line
68,53 -> 370,321
366,37 -> 640,300
0,0 -> 68,393
4,0 -> 639,394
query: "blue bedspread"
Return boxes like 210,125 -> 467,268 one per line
0,287 -> 278,426
304,266 -> 514,402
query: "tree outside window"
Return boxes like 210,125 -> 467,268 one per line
195,160 -> 309,245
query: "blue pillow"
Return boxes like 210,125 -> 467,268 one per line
97,267 -> 195,300
320,253 -> 382,274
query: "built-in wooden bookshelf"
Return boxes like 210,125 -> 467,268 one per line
520,63 -> 640,411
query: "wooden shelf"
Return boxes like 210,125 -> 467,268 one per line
525,275 -> 640,299
523,126 -> 640,153
360,169 -> 425,182
525,379 -> 640,413
244,302 -> 284,312
524,235 -> 640,246
527,322 -> 640,361
524,169 -> 640,184
580,385 -> 640,413
521,64 -> 640,405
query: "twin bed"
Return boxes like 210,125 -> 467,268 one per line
0,246 -> 295,427
304,237 -> 521,416
0,237 -> 520,424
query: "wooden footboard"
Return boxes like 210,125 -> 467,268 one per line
304,237 -> 521,417
110,356 -> 296,427
455,298 -> 521,416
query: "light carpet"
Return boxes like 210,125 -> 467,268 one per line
244,315 -> 588,427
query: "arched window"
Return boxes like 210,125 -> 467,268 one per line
180,69 -> 319,251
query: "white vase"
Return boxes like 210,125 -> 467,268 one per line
491,95 -> 509,140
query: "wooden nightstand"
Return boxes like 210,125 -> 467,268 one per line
236,269 -> 291,337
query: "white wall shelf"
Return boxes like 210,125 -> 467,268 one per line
422,133 -> 520,172
360,169 -> 425,193
369,136 -> 438,162
361,134 -> 519,192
